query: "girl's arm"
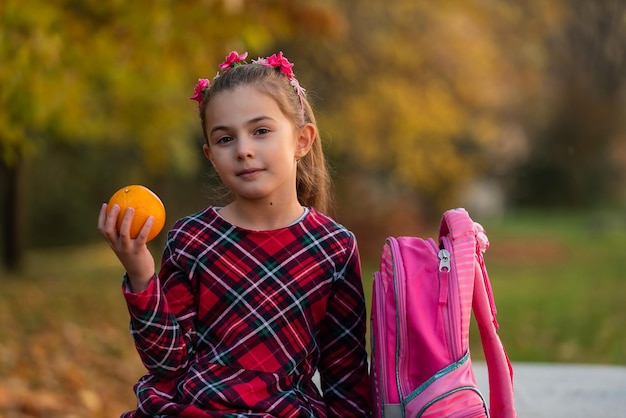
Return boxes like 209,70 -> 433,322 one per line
318,235 -> 371,417
98,204 -> 197,379
122,259 -> 197,379
98,203 -> 155,292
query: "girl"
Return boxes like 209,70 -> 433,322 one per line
98,51 -> 371,417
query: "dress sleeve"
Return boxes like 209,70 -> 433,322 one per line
122,233 -> 198,379
318,233 -> 371,417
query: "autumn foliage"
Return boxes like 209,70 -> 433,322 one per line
0,246 -> 146,417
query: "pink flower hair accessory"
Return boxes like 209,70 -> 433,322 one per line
219,51 -> 248,71
190,78 -> 211,105
255,52 -> 294,78
190,51 -> 249,107
190,50 -> 306,118
252,52 -> 306,102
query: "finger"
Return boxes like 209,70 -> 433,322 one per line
107,204 -> 121,228
119,207 -> 134,239
99,203 -> 120,240
105,203 -> 120,223
97,203 -> 108,231
136,216 -> 155,243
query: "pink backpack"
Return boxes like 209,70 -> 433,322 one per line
370,208 -> 516,417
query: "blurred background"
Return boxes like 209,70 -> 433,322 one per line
1,0 -> 625,416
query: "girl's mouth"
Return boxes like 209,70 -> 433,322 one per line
237,168 -> 264,178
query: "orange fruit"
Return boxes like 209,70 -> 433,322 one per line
106,185 -> 166,242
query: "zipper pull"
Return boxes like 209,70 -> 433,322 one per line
438,249 -> 450,304
438,249 -> 451,272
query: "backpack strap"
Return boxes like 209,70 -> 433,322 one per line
472,222 -> 517,418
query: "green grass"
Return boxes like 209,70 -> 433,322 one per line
1,209 -> 625,415
475,209 -> 626,364
361,209 -> 626,365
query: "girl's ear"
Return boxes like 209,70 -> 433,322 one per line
202,143 -> 215,167
295,123 -> 316,160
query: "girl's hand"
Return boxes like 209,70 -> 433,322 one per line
98,203 -> 156,292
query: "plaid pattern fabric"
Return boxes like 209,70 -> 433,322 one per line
121,207 -> 371,417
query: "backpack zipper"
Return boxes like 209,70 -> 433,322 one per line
389,238 -> 410,402
440,237 -> 461,360
438,248 -> 450,305
373,270 -> 391,407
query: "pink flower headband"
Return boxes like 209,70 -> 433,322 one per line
190,50 -> 306,113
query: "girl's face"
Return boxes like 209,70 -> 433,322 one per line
202,85 -> 314,206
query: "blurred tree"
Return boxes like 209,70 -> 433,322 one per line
0,0 -> 342,271
6,0 -> 622,269
284,0 -> 544,219
512,0 -> 626,207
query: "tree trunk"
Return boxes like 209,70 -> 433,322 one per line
0,156 -> 26,272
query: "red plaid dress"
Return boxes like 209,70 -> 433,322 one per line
121,207 -> 371,417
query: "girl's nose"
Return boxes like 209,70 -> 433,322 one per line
236,138 -> 254,160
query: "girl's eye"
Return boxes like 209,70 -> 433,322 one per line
216,136 -> 234,144
255,127 -> 270,136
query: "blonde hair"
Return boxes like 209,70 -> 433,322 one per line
198,64 -> 332,214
